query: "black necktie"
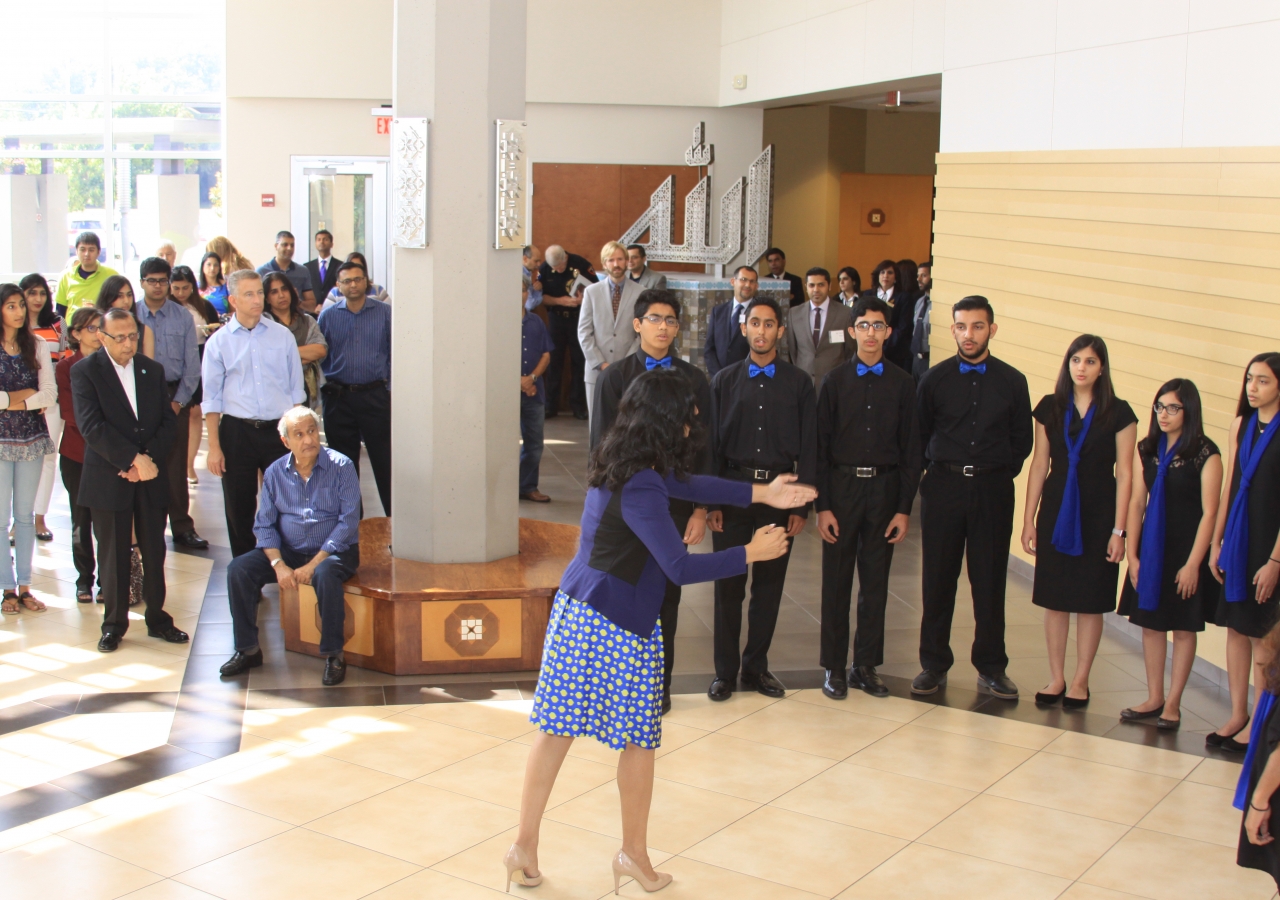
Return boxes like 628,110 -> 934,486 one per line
812,306 -> 822,348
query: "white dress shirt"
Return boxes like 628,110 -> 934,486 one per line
110,355 -> 138,417
877,286 -> 896,306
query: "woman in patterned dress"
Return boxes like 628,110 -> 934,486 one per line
19,273 -> 69,544
506,369 -> 815,894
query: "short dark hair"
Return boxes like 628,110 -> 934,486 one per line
626,244 -> 646,258
275,230 -> 294,242
732,265 -> 757,279
138,257 -> 171,280
764,247 -> 785,260
74,231 -> 101,250
67,306 -> 102,350
337,261 -> 367,278
918,260 -> 932,270
805,267 -> 830,284
634,288 -> 680,321
744,296 -> 782,323
871,259 -> 897,286
314,229 -> 332,240
852,296 -> 891,322
952,295 -> 994,323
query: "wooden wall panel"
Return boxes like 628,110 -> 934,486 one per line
837,173 -> 935,282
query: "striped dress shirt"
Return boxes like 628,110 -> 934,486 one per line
253,447 -> 361,555
317,298 -> 392,386
201,315 -> 305,420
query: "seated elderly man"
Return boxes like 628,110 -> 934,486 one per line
219,406 -> 361,686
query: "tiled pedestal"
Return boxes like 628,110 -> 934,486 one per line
664,274 -> 792,372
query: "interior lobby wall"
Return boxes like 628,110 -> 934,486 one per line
865,110 -> 940,175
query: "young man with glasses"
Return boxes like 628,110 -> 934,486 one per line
589,289 -> 712,713
815,297 -> 921,699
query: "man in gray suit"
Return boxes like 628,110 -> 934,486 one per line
579,241 -> 642,426
782,267 -> 854,389
627,244 -> 667,290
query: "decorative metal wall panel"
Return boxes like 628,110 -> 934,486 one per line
494,119 -> 529,250
743,144 -> 775,267
391,117 -> 429,248
684,121 -> 714,167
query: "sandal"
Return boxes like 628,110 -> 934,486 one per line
18,591 -> 45,612
1,591 -> 17,615
77,589 -> 93,604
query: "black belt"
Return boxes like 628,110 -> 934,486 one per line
726,461 -> 794,482
322,379 -> 386,394
934,462 -> 1007,477
834,464 -> 897,478
547,305 -> 578,316
223,414 -> 278,430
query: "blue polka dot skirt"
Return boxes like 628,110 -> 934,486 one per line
530,590 -> 664,750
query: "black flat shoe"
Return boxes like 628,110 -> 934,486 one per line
147,626 -> 189,643
741,671 -> 785,698
1035,689 -> 1065,706
822,669 -> 848,700
219,649 -> 264,677
1207,716 -> 1250,748
35,530 -> 53,542
911,669 -> 948,695
1120,705 -> 1164,721
848,665 -> 889,697
707,678 -> 733,702
322,656 -> 347,686
1062,690 -> 1090,710
977,671 -> 1019,700
1220,736 -> 1248,753
1156,716 -> 1181,731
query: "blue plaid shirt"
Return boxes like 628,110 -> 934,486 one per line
253,447 -> 361,556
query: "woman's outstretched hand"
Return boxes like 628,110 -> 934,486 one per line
753,474 -> 818,510
745,524 -> 790,563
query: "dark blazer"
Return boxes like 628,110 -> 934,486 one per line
305,256 -> 341,304
860,287 -> 915,371
71,351 -> 177,511
703,299 -> 750,379
776,271 -> 805,309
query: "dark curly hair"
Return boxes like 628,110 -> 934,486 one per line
0,284 -> 41,372
587,368 -> 704,492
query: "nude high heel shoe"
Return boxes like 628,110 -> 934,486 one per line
503,843 -> 542,891
612,850 -> 672,894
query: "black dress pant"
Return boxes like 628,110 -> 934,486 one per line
659,500 -> 692,696
219,416 -> 289,558
918,467 -> 1015,675
820,470 -> 898,671
91,494 -> 171,637
164,383 -> 194,538
712,497 -> 792,680
58,456 -> 95,593
322,387 -> 392,516
544,307 -> 586,417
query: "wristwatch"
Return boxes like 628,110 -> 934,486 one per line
270,557 -> 285,567
1111,528 -> 1126,538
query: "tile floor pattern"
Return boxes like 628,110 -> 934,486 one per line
0,691 -> 1275,899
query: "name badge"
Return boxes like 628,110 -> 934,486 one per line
829,329 -> 845,344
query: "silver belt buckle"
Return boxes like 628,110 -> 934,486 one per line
855,467 -> 875,478
753,468 -> 769,481
962,465 -> 976,477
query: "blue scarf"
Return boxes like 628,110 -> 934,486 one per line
1235,690 -> 1277,811
1051,403 -> 1096,556
1137,434 -> 1182,611
1223,412 -> 1280,602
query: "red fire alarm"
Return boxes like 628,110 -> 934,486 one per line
376,116 -> 392,135
261,194 -> 275,207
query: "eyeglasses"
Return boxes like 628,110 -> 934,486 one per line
336,278 -> 366,286
854,321 -> 888,332
101,331 -> 140,344
641,314 -> 679,327
141,277 -> 170,286
1153,402 -> 1184,415
79,324 -> 100,334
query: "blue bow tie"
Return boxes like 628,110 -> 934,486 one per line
959,361 -> 987,374
856,361 -> 883,377
645,356 -> 673,371
748,362 -> 776,378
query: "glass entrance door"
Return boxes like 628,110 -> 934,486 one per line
290,156 -> 389,289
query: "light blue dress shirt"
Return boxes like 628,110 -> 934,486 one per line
136,299 -> 200,405
201,315 -> 305,420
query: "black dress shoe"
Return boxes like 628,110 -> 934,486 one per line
741,671 -> 785,698
977,671 -> 1019,700
147,626 -> 189,643
707,678 -> 733,702
1220,735 -> 1249,753
911,669 -> 948,695
848,665 -> 889,697
172,531 -> 209,550
1062,690 -> 1090,710
1207,717 -> 1250,748
219,649 -> 264,677
97,633 -> 121,653
822,669 -> 848,700
322,656 -> 347,686
661,692 -> 671,715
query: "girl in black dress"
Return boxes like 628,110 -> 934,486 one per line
1209,352 -> 1280,752
1117,380 -> 1222,729
1021,335 -> 1137,708
1236,620 -> 1280,891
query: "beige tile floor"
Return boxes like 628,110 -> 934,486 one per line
0,689 -> 1274,900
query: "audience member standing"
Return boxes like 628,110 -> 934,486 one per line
539,245 -> 595,420
1117,379 -> 1221,729
201,271 -> 305,557
54,232 -> 117,316
206,236 -> 253,277
57,308 -> 103,604
836,267 -> 861,306
1021,335 -> 1137,709
706,296 -> 816,701
579,242 -> 641,425
263,273 -> 327,409
523,246 -> 544,311
626,245 -> 667,290
304,230 -> 341,312
71,308 -> 186,651
317,262 -> 392,515
861,259 -> 913,371
154,242 -> 177,269
703,266 -> 755,380
783,267 -> 853,389
199,252 -> 229,315
169,266 -> 221,485
913,296 -> 1032,700
520,280 -> 554,503
911,261 -> 932,381
20,273 -> 67,544
95,276 -> 156,360
255,231 -> 316,311
816,297 -> 920,699
321,252 -> 390,310
0,284 -> 56,616
762,247 -> 804,310
135,258 -> 208,551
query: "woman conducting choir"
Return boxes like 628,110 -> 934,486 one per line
1116,379 -> 1221,729
506,368 -> 815,894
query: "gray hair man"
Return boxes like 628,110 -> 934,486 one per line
537,244 -> 596,419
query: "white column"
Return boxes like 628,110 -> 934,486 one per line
390,0 -> 525,563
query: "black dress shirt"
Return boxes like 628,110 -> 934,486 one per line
816,356 -> 921,514
539,253 -> 595,299
916,354 -> 1033,476
710,357 -> 817,514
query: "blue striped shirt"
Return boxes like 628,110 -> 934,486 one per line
317,297 -> 391,385
254,447 -> 361,555
136,299 -> 200,405
201,315 -> 305,420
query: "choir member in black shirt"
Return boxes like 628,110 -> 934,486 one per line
816,297 -> 920,699
591,289 -> 711,712
913,295 -> 1033,700
705,297 -> 817,700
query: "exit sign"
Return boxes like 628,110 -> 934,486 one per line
376,117 -> 392,135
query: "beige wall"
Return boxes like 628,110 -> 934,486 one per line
865,110 -> 940,175
931,146 -> 1280,670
